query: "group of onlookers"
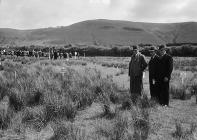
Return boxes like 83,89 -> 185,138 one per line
48,48 -> 71,60
1,49 -> 44,58
48,48 -> 79,60
129,45 -> 173,106
0,49 -> 80,60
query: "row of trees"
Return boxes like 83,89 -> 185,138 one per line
75,45 -> 197,57
1,44 -> 197,57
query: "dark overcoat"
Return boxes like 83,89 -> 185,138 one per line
148,54 -> 160,100
156,53 -> 173,106
129,53 -> 147,97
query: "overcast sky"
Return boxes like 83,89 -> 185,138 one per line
0,0 -> 197,29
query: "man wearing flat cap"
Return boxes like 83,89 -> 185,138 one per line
148,46 -> 160,101
157,45 -> 173,106
129,45 -> 147,103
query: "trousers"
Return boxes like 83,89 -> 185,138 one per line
130,75 -> 143,103
156,81 -> 170,106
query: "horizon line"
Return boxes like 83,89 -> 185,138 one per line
0,19 -> 196,30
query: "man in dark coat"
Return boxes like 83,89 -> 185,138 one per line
148,46 -> 160,101
157,45 -> 173,106
129,45 -> 147,103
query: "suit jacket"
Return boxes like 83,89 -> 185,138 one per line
129,52 -> 147,77
149,54 -> 160,82
157,53 -> 173,81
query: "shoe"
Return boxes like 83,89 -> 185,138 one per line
161,104 -> 168,107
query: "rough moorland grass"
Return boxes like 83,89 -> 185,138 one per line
50,121 -> 88,140
173,57 -> 197,71
170,70 -> 197,99
95,96 -> 152,140
101,62 -> 128,69
1,57 -> 196,139
96,112 -> 132,140
0,61 -> 120,133
132,106 -> 150,140
172,120 -> 197,139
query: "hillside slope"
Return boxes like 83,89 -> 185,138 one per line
0,19 -> 197,46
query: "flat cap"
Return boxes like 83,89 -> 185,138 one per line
149,46 -> 157,51
132,45 -> 139,50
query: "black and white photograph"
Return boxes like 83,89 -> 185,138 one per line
0,0 -> 197,139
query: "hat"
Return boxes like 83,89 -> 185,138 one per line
158,45 -> 167,50
149,46 -> 157,52
132,45 -> 139,50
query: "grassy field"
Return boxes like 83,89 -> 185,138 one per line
0,56 -> 197,140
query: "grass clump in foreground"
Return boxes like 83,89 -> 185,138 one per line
172,120 -> 197,140
95,95 -> 152,140
96,112 -> 132,140
50,121 -> 87,140
131,95 -> 152,140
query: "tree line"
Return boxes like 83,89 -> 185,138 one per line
1,43 -> 197,57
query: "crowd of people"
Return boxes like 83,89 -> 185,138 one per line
129,44 -> 173,106
0,48 -> 80,60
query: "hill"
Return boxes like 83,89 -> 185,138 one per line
0,19 -> 197,47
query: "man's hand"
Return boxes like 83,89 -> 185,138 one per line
143,72 -> 145,79
152,79 -> 155,85
164,77 -> 168,82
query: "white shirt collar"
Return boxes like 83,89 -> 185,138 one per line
151,54 -> 156,59
160,52 -> 166,57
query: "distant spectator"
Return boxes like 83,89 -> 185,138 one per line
54,50 -> 58,60
0,58 -> 3,71
74,51 -> 77,59
69,52 -> 72,58
66,52 -> 69,61
77,52 -> 80,59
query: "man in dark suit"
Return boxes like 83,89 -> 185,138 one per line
157,45 -> 173,106
148,46 -> 160,101
129,45 -> 147,103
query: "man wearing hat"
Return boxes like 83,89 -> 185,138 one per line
129,45 -> 147,103
157,45 -> 173,106
148,46 -> 160,101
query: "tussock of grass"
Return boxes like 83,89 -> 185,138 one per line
170,70 -> 197,100
0,82 -> 8,100
131,106 -> 150,140
96,113 -> 132,140
101,62 -> 128,69
9,112 -> 26,134
50,121 -> 86,140
137,95 -> 158,109
95,94 -> 152,140
115,68 -> 125,77
172,120 -> 197,139
44,97 -> 77,122
121,99 -> 132,110
99,104 -> 119,119
0,106 -> 13,130
21,106 -> 46,131
64,60 -> 87,67
123,95 -> 152,140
